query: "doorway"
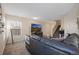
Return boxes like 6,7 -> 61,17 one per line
6,20 -> 22,44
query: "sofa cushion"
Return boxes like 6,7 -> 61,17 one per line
41,38 -> 78,54
63,33 -> 79,48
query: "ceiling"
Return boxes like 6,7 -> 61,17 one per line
2,3 -> 79,20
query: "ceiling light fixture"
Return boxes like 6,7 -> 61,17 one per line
32,17 -> 39,20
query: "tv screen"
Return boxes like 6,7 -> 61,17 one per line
31,24 -> 42,28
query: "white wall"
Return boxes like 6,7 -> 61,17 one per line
0,7 -> 6,54
61,5 -> 79,37
63,16 -> 78,34
42,21 -> 56,37
21,18 -> 56,37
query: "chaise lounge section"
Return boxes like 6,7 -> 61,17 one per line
25,35 -> 79,55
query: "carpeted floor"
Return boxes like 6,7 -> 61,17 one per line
3,41 -> 31,55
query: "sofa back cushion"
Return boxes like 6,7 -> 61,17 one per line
64,33 -> 79,48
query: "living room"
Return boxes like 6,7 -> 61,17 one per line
0,3 -> 79,55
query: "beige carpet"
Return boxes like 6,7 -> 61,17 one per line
3,41 -> 31,55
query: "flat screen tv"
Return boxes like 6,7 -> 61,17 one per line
31,24 -> 42,28
31,24 -> 42,36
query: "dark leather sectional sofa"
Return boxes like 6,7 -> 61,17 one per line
25,35 -> 79,55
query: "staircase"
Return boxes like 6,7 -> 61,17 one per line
53,25 -> 61,38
